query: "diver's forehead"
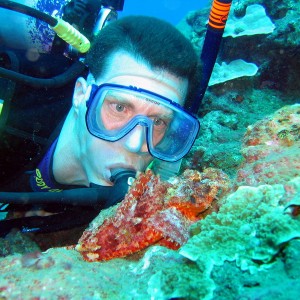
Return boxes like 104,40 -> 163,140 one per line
95,51 -> 188,105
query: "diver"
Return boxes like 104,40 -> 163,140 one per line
0,0 -> 201,237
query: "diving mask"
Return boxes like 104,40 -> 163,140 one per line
85,83 -> 200,162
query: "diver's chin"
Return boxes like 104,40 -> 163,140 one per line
89,178 -> 113,188
89,168 -> 136,188
88,169 -> 114,187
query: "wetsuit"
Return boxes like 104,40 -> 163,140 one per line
0,49 -> 96,241
0,49 -> 87,192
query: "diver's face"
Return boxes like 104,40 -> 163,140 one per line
73,51 -> 188,186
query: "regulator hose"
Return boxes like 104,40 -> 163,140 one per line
0,169 -> 136,207
0,169 -> 136,235
0,0 -> 56,25
0,0 -> 90,53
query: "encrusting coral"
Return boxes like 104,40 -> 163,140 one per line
237,104 -> 300,186
180,176 -> 300,276
76,168 -> 231,262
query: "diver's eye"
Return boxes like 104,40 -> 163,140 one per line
153,117 -> 168,129
153,117 -> 163,126
114,103 -> 126,112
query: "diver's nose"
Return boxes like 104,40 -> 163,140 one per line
123,125 -> 148,153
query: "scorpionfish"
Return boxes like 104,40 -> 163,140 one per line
76,168 -> 230,262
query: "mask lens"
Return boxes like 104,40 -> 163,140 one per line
149,107 -> 198,161
97,89 -> 134,131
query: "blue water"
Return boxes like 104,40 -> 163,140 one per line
119,0 -> 210,25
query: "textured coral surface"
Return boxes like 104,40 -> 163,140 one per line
179,176 -> 300,298
237,104 -> 300,186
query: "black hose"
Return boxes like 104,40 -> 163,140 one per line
0,186 -> 119,207
0,169 -> 135,235
0,0 -> 57,26
0,208 -> 100,235
0,169 -> 135,207
0,60 -> 86,88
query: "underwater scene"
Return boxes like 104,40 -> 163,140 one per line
0,0 -> 300,299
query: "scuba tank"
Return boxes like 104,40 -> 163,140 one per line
0,0 -> 123,54
0,0 -> 69,53
0,0 -> 124,88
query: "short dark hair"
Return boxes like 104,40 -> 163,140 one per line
85,16 -> 201,109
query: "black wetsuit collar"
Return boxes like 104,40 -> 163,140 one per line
30,139 -> 80,192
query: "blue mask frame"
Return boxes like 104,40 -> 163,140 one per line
85,83 -> 200,162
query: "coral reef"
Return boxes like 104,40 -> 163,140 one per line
1,178 -> 299,299
177,0 -> 298,177
182,88 -> 297,178
76,169 -> 231,261
179,0 -> 300,92
233,0 -> 300,47
221,0 -> 300,92
237,104 -> 300,186
179,176 -> 300,298
181,177 -> 300,268
1,1 -> 300,299
0,230 -> 40,257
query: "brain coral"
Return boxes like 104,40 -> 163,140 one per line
236,104 -> 300,186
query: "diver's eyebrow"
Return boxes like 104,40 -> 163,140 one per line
106,91 -> 174,117
105,93 -> 136,109
106,92 -> 130,102
149,113 -> 173,121
149,108 -> 174,119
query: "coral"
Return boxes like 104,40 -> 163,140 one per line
0,230 -> 40,257
180,177 -> 300,275
224,4 -> 275,38
76,169 -> 231,262
231,0 -> 300,46
180,0 -> 300,93
237,104 -> 300,186
21,251 -> 55,269
208,59 -> 258,86
1,178 -> 300,299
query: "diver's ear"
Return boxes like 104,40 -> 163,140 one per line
72,77 -> 92,113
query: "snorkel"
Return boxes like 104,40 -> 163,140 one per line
155,0 -> 233,181
191,0 -> 233,113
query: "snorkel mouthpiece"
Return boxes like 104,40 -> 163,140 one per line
109,168 -> 136,186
